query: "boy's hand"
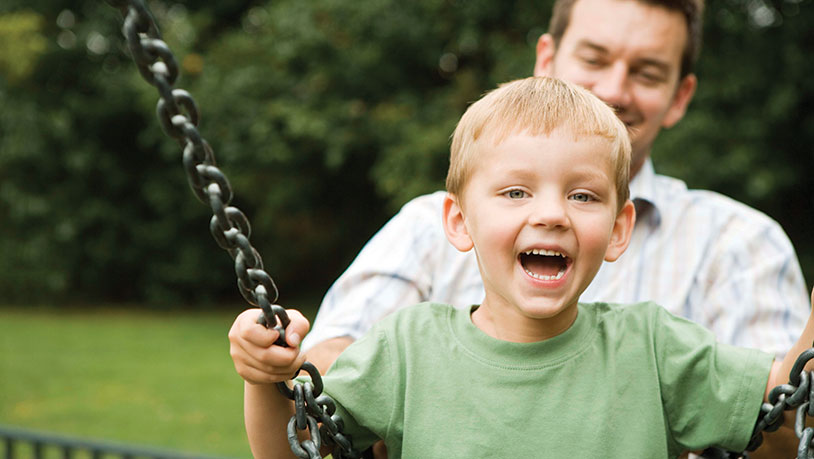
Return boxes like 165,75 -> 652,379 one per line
228,308 -> 310,385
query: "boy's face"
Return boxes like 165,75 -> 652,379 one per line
534,0 -> 697,177
443,131 -> 634,342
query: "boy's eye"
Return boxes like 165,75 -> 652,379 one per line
505,189 -> 526,199
570,193 -> 592,202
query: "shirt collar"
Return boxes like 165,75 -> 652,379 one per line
628,158 -> 661,227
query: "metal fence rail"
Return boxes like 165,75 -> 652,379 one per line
0,425 -> 230,459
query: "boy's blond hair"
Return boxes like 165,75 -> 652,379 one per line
446,76 -> 631,209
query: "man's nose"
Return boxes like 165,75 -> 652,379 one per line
590,62 -> 632,110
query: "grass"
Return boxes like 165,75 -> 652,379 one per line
0,304 -> 307,458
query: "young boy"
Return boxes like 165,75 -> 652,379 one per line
229,76 -> 814,458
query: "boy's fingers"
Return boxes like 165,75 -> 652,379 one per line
244,321 -> 280,347
240,364 -> 302,386
229,308 -> 282,347
260,339 -> 303,366
231,339 -> 304,381
282,309 -> 310,348
227,307 -> 309,384
232,307 -> 308,349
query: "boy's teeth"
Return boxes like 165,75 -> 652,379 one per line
524,249 -> 563,257
524,267 -> 566,281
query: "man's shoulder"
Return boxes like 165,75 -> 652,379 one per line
383,191 -> 447,230
652,173 -> 782,228
366,191 -> 447,246
398,191 -> 447,212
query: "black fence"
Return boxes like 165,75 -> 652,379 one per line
0,425 -> 231,459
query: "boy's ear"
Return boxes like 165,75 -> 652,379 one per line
443,193 -> 474,252
604,199 -> 636,262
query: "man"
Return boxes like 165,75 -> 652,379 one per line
300,0 -> 809,454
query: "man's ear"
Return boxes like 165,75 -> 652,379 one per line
604,199 -> 636,262
533,33 -> 556,77
662,73 -> 697,128
443,193 -> 474,252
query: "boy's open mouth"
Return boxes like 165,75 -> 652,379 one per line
519,249 -> 570,281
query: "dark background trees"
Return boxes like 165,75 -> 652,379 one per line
1,0 -> 811,307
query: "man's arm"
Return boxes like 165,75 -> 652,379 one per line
699,211 -> 810,359
302,193 -> 452,362
305,336 -> 354,375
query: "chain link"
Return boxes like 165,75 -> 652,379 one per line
700,347 -> 814,458
106,1 -> 360,457
743,348 -> 814,457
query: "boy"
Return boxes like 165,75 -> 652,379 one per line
229,76 -> 814,458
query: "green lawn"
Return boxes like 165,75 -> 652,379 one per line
0,305 -> 281,458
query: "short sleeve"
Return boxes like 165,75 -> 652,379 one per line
319,322 -> 400,452
653,306 -> 773,452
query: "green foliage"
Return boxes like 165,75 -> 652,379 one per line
0,0 -> 812,304
0,10 -> 48,83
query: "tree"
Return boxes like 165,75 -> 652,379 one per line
0,0 -> 811,305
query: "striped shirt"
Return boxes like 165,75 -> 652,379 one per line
303,160 -> 809,358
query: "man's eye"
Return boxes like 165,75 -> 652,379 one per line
635,69 -> 667,85
506,189 -> 526,199
580,56 -> 604,67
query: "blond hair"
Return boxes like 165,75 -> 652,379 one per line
446,76 -> 631,209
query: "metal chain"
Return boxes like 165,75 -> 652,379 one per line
743,348 -> 814,457
105,1 -> 360,457
105,1 -> 814,457
699,347 -> 814,458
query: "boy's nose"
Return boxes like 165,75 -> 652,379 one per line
528,198 -> 569,229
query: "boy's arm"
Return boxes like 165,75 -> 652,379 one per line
228,308 -> 312,459
244,381 -> 297,459
752,288 -> 814,458
769,288 -> 814,395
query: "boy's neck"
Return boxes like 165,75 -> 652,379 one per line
470,299 -> 580,343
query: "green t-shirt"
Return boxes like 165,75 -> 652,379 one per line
321,302 -> 773,458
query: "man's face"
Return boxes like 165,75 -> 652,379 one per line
535,0 -> 696,176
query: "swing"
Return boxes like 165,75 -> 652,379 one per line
104,1 -> 814,457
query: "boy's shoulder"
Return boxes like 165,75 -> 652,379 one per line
377,302 -> 458,331
582,301 -> 703,341
583,300 -> 670,322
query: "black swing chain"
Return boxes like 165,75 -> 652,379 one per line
105,1 -> 814,457
106,1 -> 361,458
702,347 -> 814,458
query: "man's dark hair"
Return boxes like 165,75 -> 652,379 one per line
548,0 -> 704,78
